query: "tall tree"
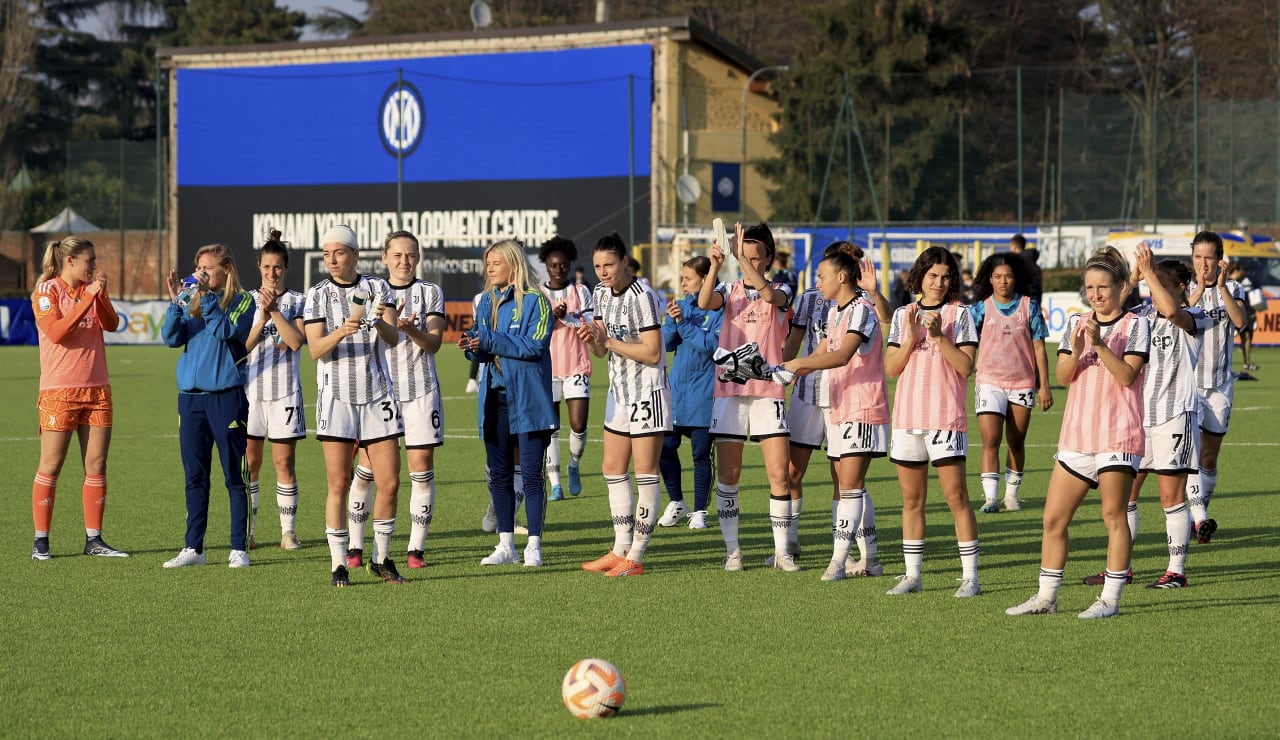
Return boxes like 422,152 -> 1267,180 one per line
946,0 -> 1104,222
759,0 -> 973,223
310,3 -> 365,38
357,0 -> 805,59
1184,0 -> 1278,100
1089,0 -> 1195,223
175,0 -> 306,46
0,0 -> 40,228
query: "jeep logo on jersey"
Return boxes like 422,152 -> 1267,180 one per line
379,82 -> 424,157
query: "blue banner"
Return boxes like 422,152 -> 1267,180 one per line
711,162 -> 739,213
177,45 -> 653,187
1,298 -> 37,345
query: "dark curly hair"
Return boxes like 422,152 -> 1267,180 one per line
905,246 -> 961,303
538,235 -> 577,264
972,252 -> 1034,302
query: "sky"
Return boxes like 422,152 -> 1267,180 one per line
282,0 -> 367,40
78,0 -> 368,42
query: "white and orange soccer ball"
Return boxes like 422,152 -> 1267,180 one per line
561,658 -> 626,719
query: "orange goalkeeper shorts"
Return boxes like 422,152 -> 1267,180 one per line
37,385 -> 113,432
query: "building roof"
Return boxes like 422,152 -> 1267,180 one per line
158,16 -> 765,73
30,206 -> 103,234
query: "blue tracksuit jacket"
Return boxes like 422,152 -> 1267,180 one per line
661,294 -> 722,427
467,285 -> 558,435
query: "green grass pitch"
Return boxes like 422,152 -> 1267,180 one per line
1,344 -> 1277,737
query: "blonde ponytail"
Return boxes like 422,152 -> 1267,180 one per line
31,236 -> 95,298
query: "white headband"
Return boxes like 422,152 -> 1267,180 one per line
321,225 -> 358,250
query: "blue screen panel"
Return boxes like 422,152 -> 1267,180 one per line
177,45 -> 652,186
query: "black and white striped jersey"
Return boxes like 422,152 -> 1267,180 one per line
593,280 -> 668,408
1189,280 -> 1245,389
1133,303 -> 1209,427
304,274 -> 396,404
383,279 -> 446,402
246,289 -> 305,402
790,287 -> 830,406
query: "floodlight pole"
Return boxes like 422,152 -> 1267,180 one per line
397,68 -> 404,230
740,65 -> 788,222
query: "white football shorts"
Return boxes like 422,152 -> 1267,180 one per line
890,428 -> 967,466
315,388 -> 404,446
247,390 -> 307,441
710,395 -> 789,442
603,387 -> 673,437
1055,449 -> 1140,488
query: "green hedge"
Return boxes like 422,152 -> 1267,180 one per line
1042,268 -> 1082,293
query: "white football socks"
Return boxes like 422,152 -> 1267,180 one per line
1186,473 -> 1207,522
569,430 -> 587,464
326,527 -> 348,570
958,539 -> 979,581
980,472 -> 999,503
856,494 -> 879,563
1038,566 -> 1064,602
902,539 -> 924,579
1004,468 -> 1024,500
546,430 -> 561,486
1200,468 -> 1218,509
1164,502 -> 1189,575
627,474 -> 661,562
787,496 -> 803,551
346,465 -> 375,551
407,469 -> 435,552
832,489 -> 864,563
606,474 -> 634,557
769,495 -> 790,556
372,518 -> 395,565
248,480 -> 260,538
717,483 -> 740,557
1101,568 -> 1129,603
276,481 -> 297,534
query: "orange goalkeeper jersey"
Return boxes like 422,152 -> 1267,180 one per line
33,277 -> 115,390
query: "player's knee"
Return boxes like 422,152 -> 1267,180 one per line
942,488 -> 971,509
1041,512 -> 1069,535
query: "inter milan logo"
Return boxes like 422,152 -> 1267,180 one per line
379,81 -> 424,157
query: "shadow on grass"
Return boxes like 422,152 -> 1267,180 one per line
1123,592 -> 1280,612
622,702 -> 721,717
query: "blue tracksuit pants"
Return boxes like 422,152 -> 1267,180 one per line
178,388 -> 250,552
659,425 -> 713,512
483,389 -> 551,537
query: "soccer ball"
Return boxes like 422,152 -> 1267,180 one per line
561,658 -> 626,719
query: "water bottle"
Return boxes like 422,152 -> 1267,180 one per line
349,288 -> 369,322
174,274 -> 200,309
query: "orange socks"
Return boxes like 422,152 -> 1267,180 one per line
32,473 -> 57,533
83,474 -> 106,533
